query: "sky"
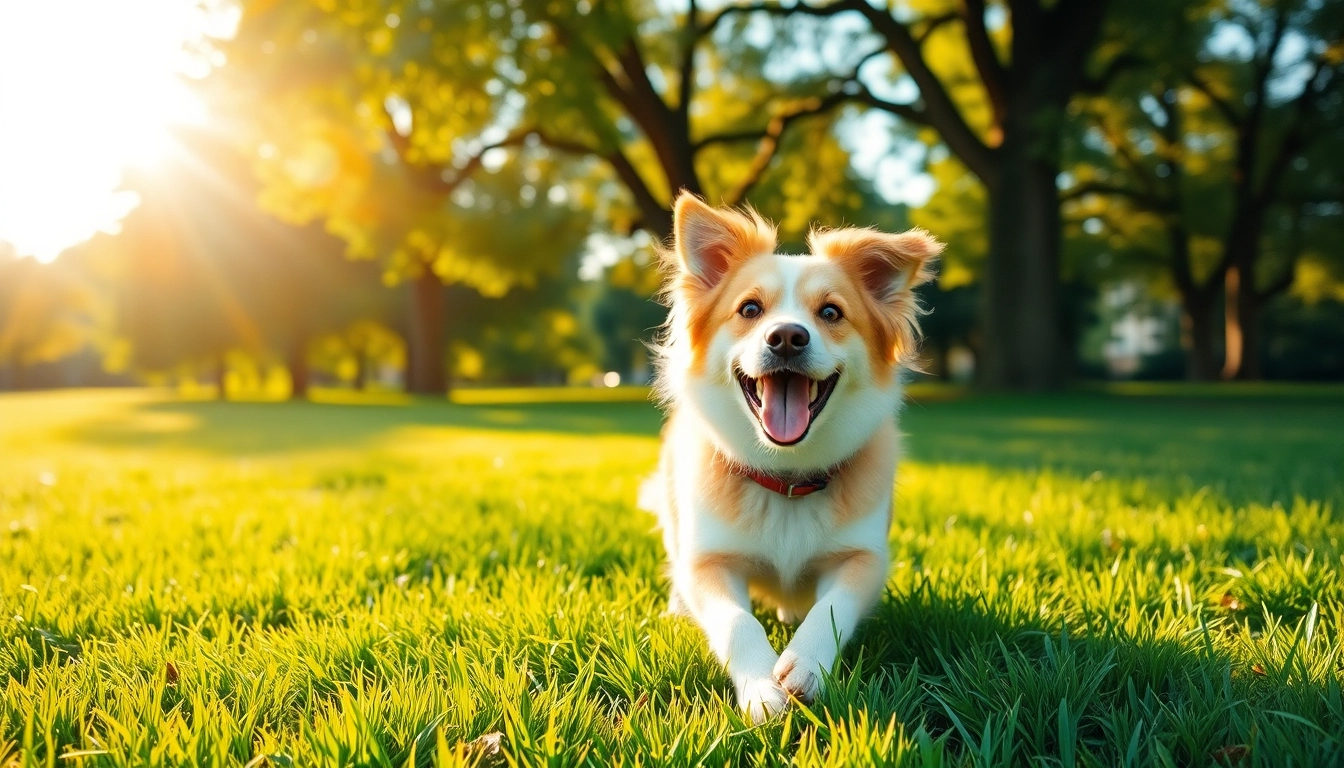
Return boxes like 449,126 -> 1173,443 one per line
0,0 -> 233,263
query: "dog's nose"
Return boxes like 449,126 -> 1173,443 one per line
765,323 -> 810,358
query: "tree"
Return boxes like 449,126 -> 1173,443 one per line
225,0 -> 873,393
85,126 -> 385,398
1065,0 -> 1344,379
0,247 -> 96,389
1191,1 -> 1342,379
400,0 -> 867,239
716,0 -> 1113,389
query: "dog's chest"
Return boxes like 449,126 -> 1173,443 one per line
697,485 -> 849,586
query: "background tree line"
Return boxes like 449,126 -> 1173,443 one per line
1,0 -> 1341,395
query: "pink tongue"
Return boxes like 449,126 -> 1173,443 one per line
759,372 -> 812,444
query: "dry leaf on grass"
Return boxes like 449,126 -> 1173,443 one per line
459,731 -> 505,768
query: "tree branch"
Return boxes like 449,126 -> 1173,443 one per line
547,10 -> 698,195
848,1 -> 996,181
1079,52 -> 1147,95
1059,180 -> 1170,211
961,0 -> 1006,127
1185,70 -> 1242,125
697,0 -> 854,42
601,145 -> 674,239
1258,204 -> 1305,301
381,104 -> 670,237
695,45 -> 893,147
1089,113 -> 1164,198
1257,58 -> 1336,204
1258,260 -> 1298,301
915,11 -> 959,45
523,127 -> 673,239
851,81 -> 932,124
696,1 -> 995,179
678,0 -> 698,116
383,117 -> 538,197
721,90 -> 853,206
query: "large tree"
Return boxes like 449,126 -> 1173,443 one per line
1065,0 -> 1344,379
85,126 -> 384,398
0,247 -> 96,390
226,0 -> 874,392
713,0 -> 1114,389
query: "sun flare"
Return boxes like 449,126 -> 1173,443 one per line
0,0 -> 232,263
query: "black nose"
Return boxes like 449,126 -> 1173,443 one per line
765,323 -> 810,358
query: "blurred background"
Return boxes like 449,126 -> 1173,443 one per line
0,0 -> 1340,397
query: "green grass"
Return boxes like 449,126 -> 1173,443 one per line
1,387 -> 1342,767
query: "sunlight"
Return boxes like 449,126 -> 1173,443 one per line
0,0 -> 233,263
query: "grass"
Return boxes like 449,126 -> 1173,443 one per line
1,386 -> 1342,767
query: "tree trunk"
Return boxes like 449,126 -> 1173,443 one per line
355,348 -> 369,391
1224,263 -> 1266,380
214,355 -> 228,400
1179,291 -> 1220,381
979,137 -> 1064,390
1220,216 -> 1263,380
288,336 -> 310,400
406,270 -> 447,395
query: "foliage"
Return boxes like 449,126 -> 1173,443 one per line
310,320 -> 408,390
1,388 -> 1343,765
1262,295 -> 1344,380
909,151 -> 986,290
444,274 -> 598,386
70,126 -> 392,383
0,251 -> 98,379
1064,0 -> 1344,377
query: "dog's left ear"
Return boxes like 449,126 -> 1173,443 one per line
811,227 -> 942,302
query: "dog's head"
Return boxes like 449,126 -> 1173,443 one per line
656,193 -> 941,472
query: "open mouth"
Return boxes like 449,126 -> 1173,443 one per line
737,369 -> 840,446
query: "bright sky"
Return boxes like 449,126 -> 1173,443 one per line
0,0 -> 232,263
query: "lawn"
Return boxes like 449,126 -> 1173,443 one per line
1,387 -> 1342,767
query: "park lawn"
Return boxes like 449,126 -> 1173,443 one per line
1,387 -> 1342,767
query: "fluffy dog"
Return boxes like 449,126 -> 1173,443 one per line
640,193 -> 941,722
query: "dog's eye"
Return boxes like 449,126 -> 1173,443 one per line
820,304 -> 843,322
738,301 -> 762,319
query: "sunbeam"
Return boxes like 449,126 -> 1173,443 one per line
0,0 -> 235,263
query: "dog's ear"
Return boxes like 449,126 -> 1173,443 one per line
672,193 -> 776,290
811,227 -> 942,302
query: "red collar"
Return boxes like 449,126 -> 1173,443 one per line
732,465 -> 830,498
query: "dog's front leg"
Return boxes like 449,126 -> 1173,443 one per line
680,557 -> 787,723
773,548 -> 886,703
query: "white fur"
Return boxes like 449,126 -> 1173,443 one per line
646,251 -> 904,723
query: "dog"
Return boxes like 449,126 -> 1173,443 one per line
639,193 -> 941,722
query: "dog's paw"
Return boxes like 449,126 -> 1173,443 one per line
773,649 -> 823,703
735,676 -> 789,724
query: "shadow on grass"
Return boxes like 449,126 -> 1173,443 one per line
901,392 -> 1344,507
60,397 -> 666,454
769,583 -> 1344,766
59,390 -> 1343,505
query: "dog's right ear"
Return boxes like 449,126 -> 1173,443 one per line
672,193 -> 776,290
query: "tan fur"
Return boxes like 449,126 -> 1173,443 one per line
808,227 -> 942,369
826,420 -> 900,526
659,197 -> 778,372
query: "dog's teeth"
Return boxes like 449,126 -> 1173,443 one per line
755,378 -> 764,400
809,380 -> 818,403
